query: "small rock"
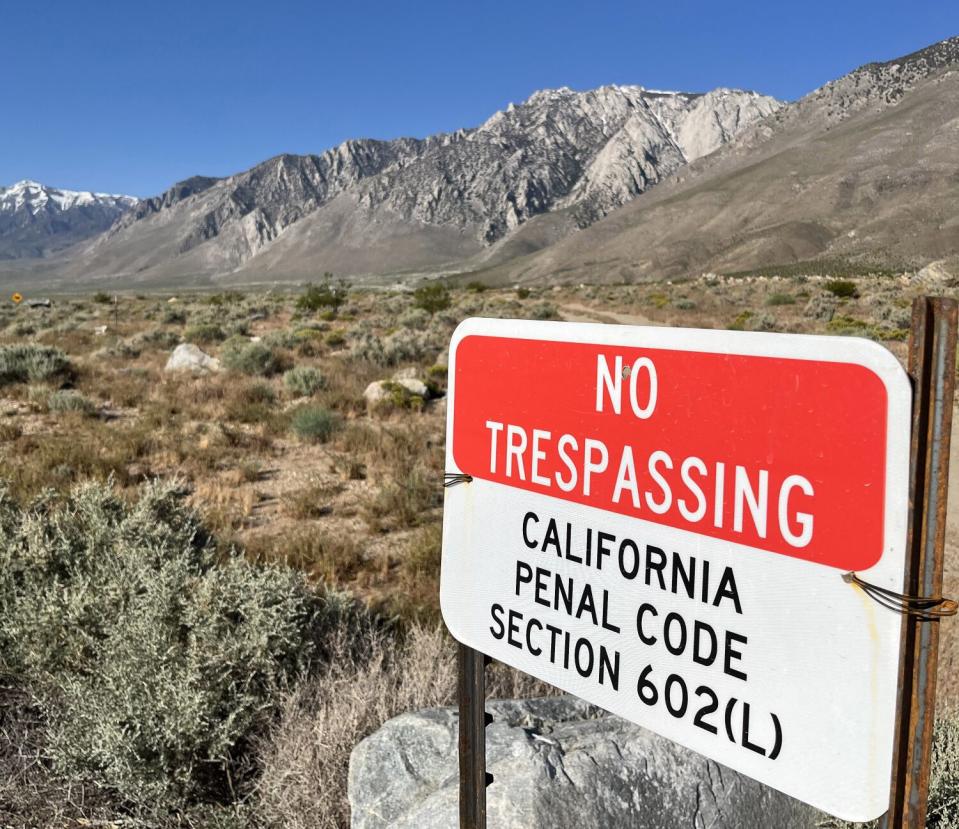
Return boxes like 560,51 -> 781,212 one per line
164,343 -> 221,373
94,325 -> 109,336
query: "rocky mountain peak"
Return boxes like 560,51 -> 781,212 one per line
83,82 -> 778,278
0,180 -> 138,259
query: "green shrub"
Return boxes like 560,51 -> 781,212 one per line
412,282 -> 451,314
284,366 -> 326,397
766,292 -> 796,306
224,382 -> 278,424
824,279 -> 858,299
370,380 -> 426,412
529,302 -> 560,320
297,277 -> 347,313
162,307 -> 187,324
290,405 -> 340,443
92,291 -> 112,304
729,310 -> 754,330
350,329 -> 434,366
205,291 -> 245,306
465,280 -> 487,293
184,323 -> 226,344
516,287 -> 530,300
221,337 -> 281,377
46,390 -> 96,416
0,344 -> 71,385
0,479 -> 341,810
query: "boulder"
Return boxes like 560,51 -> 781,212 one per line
395,377 -> 429,397
164,343 -> 220,373
349,696 -> 821,829
364,378 -> 429,407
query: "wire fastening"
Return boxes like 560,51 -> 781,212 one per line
444,473 -> 474,488
843,572 -> 958,621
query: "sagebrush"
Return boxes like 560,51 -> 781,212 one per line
0,478 -> 351,813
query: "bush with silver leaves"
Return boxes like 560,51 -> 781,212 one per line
0,478 -> 348,812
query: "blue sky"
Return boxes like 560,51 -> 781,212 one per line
3,0 -> 956,197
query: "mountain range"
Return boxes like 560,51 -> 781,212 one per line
2,35 -> 957,289
0,181 -> 137,260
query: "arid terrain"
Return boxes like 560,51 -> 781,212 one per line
1,267 -> 956,640
0,264 -> 956,827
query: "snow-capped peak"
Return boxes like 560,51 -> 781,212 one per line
0,179 -> 138,215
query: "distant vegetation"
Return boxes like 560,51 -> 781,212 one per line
412,282 -> 451,314
297,275 -> 348,314
723,258 -> 902,280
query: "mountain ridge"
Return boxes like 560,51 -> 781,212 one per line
479,37 -> 959,285
1,35 -> 957,289
5,84 -> 778,285
0,180 -> 138,260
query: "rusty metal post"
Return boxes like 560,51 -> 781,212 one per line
882,296 -> 958,828
458,643 -> 490,829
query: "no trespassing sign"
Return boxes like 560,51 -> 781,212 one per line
440,317 -> 911,822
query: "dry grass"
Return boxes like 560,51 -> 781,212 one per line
254,621 -> 557,829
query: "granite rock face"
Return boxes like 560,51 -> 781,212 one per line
348,696 -> 821,829
66,86 -> 778,282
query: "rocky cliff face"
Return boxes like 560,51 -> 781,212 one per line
484,36 -> 959,286
0,180 -> 137,259
86,85 -> 779,277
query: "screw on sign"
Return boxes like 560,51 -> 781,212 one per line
440,309 -> 957,827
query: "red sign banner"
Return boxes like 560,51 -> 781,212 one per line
451,333 -> 891,571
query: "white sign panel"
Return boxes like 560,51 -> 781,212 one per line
440,317 -> 911,821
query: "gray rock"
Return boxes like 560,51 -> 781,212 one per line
364,378 -> 429,406
391,366 -> 422,381
396,378 -> 429,397
349,697 -> 821,829
164,343 -> 220,373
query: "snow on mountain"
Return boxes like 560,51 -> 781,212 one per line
0,180 -> 137,215
0,180 -> 138,259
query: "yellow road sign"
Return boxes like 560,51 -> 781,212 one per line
11,293 -> 22,305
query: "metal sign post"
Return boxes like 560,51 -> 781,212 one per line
882,296 -> 958,828
458,643 -> 490,829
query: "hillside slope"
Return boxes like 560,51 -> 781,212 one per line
487,38 -> 959,283
0,86 -> 777,287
